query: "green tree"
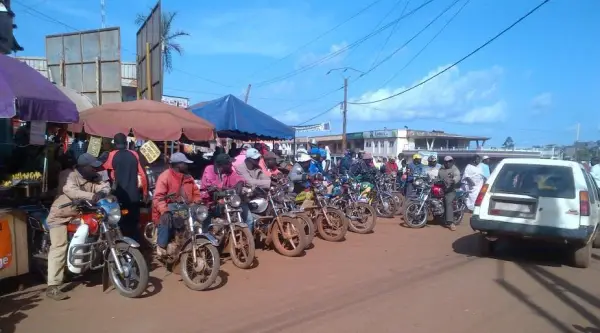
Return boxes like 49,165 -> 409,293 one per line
135,11 -> 189,73
502,136 -> 515,149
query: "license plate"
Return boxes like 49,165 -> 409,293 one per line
494,202 -> 530,212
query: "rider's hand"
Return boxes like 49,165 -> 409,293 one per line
92,192 -> 105,203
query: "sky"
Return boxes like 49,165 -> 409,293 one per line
10,0 -> 600,147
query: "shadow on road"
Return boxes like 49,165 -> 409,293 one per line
0,286 -> 43,333
139,276 -> 163,299
205,270 -> 229,291
573,324 -> 600,333
452,233 -> 566,267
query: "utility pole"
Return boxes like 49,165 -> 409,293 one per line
326,67 -> 365,151
244,84 -> 252,103
100,0 -> 106,28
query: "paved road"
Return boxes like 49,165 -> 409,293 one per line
1,216 -> 600,333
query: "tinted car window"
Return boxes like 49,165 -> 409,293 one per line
491,164 -> 576,199
582,171 -> 597,204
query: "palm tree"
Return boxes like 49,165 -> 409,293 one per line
135,11 -> 189,73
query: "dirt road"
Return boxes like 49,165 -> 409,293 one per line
1,217 -> 599,333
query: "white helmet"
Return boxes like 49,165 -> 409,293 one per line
296,153 -> 312,162
297,148 -> 308,155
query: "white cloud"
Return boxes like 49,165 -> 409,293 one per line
297,42 -> 349,68
342,65 -> 505,124
530,92 -> 552,113
180,5 -> 329,57
275,110 -> 302,125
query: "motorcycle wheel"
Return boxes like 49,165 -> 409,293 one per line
108,243 -> 149,298
271,216 -> 306,257
230,226 -> 256,269
347,202 -> 377,234
293,213 -> 315,246
316,208 -> 348,242
375,197 -> 395,218
180,239 -> 221,291
403,202 -> 428,228
453,200 -> 466,225
392,193 -> 404,215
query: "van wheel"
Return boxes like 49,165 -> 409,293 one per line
572,242 -> 592,268
478,234 -> 495,257
593,230 -> 600,248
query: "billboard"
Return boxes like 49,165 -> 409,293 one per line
136,1 -> 162,101
293,122 -> 331,133
162,95 -> 189,108
46,27 -> 122,105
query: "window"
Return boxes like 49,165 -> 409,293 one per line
491,164 -> 576,199
375,141 -> 379,148
582,171 -> 598,203
389,140 -> 394,147
365,141 -> 372,148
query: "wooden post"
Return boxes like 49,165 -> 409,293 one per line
95,57 -> 102,106
59,59 -> 65,86
146,42 -> 152,100
163,141 -> 168,164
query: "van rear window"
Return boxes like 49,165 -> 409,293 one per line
491,164 -> 576,199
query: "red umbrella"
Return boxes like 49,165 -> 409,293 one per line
69,100 -> 215,141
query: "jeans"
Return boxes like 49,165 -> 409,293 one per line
406,182 -> 416,199
241,203 -> 254,232
156,221 -> 170,248
444,191 -> 456,225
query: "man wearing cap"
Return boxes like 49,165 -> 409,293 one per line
438,156 -> 461,231
235,148 -> 271,189
152,152 -> 202,257
263,151 -> 282,177
479,155 -> 491,180
46,153 -> 111,300
102,133 -> 148,242
289,152 -> 316,194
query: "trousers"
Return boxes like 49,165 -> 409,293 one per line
47,224 -> 68,286
444,191 -> 456,225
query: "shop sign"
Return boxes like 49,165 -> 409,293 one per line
363,130 -> 397,139
162,95 -> 189,108
139,140 -> 161,164
87,136 -> 103,157
293,122 -> 330,133
346,132 -> 363,139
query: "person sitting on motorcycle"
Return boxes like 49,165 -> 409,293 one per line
152,152 -> 201,257
338,150 -> 353,175
351,152 -> 376,180
289,152 -> 317,193
425,155 -> 442,180
46,153 -> 111,301
235,148 -> 274,231
405,154 -> 425,198
263,151 -> 283,178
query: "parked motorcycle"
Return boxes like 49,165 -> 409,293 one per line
144,193 -> 220,291
356,174 -> 399,218
30,198 -> 149,298
248,185 -> 306,257
328,175 -> 377,234
278,183 -> 315,246
295,176 -> 349,242
208,188 -> 256,269
403,176 -> 467,228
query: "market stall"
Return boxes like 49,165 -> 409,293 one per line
0,53 -> 79,280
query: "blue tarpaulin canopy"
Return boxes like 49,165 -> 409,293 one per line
189,94 -> 295,140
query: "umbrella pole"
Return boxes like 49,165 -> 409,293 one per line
163,141 -> 168,163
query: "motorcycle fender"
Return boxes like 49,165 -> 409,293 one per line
182,233 -> 220,252
232,222 -> 248,228
101,263 -> 110,293
116,237 -> 141,248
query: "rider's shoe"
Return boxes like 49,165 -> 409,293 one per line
156,246 -> 167,257
46,286 -> 69,301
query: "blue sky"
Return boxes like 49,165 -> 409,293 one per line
11,0 -> 600,147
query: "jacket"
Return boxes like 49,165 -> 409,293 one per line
46,169 -> 111,226
438,165 -> 461,192
200,165 -> 245,202
235,161 -> 270,189
385,162 -> 398,175
152,169 -> 201,222
233,151 -> 247,167
407,163 -> 425,182
289,163 -> 312,193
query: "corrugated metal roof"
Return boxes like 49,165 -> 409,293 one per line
121,62 -> 137,87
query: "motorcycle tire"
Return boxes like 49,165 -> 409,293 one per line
375,197 -> 395,218
230,226 -> 256,269
392,192 -> 404,215
271,216 -> 306,257
108,243 -> 149,298
347,202 -> 377,234
316,208 -> 348,242
403,202 -> 428,229
180,239 -> 221,291
453,200 -> 466,225
293,213 -> 315,246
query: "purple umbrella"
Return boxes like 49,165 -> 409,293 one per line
0,54 -> 79,123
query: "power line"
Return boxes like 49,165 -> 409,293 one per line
164,87 -> 328,102
358,0 -> 461,80
13,0 -> 234,89
376,0 -> 471,90
252,0 -> 438,88
296,102 -> 342,126
349,0 -> 551,106
246,0 -> 385,80
368,0 -> 410,70
281,86 -> 344,113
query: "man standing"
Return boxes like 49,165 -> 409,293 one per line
479,155 -> 491,180
102,133 -> 148,242
590,156 -> 600,187
318,143 -> 331,172
68,133 -> 88,161
438,156 -> 461,231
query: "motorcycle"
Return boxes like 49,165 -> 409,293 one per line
328,175 -> 377,234
294,176 -> 349,242
30,197 -> 149,298
356,173 -> 399,218
143,193 -> 221,291
278,182 -> 315,246
248,185 -> 306,257
403,175 -> 467,228
207,188 -> 256,269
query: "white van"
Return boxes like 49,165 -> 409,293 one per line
470,158 -> 600,268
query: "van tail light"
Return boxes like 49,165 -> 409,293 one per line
475,184 -> 489,207
579,191 -> 590,216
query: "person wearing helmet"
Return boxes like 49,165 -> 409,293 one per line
289,152 -> 317,193
405,154 -> 425,198
425,155 -> 441,179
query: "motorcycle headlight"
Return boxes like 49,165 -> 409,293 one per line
414,179 -> 424,187
285,183 -> 294,193
194,205 -> 209,221
242,186 -> 253,196
229,195 -> 242,208
316,184 -> 327,195
107,206 -> 121,224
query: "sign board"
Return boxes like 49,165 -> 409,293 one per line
139,140 -> 161,164
46,27 -> 122,104
136,1 -> 163,101
162,95 -> 189,108
29,121 -> 46,145
87,136 -> 102,157
346,132 -> 364,140
363,130 -> 397,139
293,122 -> 330,133
0,219 -> 12,271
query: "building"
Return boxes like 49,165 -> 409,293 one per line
0,0 -> 23,54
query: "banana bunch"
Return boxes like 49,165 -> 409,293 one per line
11,171 -> 42,181
1,180 -> 11,187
